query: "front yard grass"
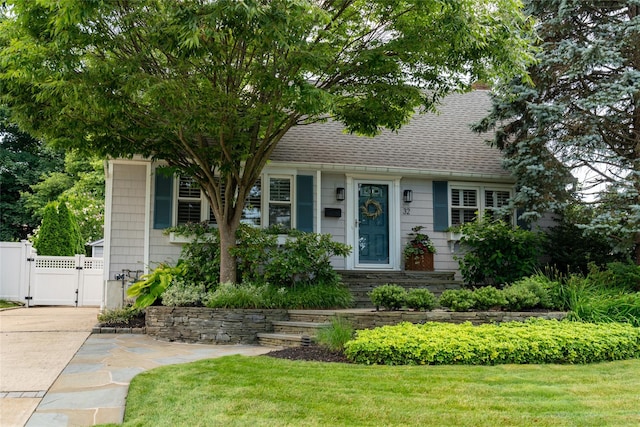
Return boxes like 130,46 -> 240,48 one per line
111,355 -> 640,426
0,299 -> 21,309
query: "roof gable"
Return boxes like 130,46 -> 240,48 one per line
271,90 -> 511,179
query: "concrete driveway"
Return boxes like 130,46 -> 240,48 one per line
0,307 -> 99,427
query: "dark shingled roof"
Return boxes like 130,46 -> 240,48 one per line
271,90 -> 512,180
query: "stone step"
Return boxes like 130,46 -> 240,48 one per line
257,332 -> 315,348
287,310 -> 341,323
348,283 -> 462,308
272,320 -> 329,335
338,270 -> 463,308
338,270 -> 455,281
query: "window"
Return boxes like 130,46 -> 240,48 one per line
450,185 -> 513,226
268,177 -> 292,229
157,171 -> 310,231
177,176 -> 202,224
175,175 -> 262,226
451,188 -> 478,225
485,189 -> 512,222
208,179 -> 262,227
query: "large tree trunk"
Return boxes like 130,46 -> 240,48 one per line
218,222 -> 239,284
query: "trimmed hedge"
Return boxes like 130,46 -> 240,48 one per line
344,319 -> 640,365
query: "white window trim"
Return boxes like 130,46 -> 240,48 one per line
263,173 -> 296,230
446,183 -> 514,252
165,169 -> 306,234
173,175 -> 207,226
448,182 -> 514,226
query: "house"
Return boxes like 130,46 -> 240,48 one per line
88,238 -> 104,258
103,89 -> 515,284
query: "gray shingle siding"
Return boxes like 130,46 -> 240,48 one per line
108,163 -> 146,279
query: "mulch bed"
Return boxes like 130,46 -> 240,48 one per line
265,345 -> 351,363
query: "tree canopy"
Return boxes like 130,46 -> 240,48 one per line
0,0 -> 535,281
1,106 -> 104,244
0,106 -> 65,240
23,152 -> 105,246
475,0 -> 640,263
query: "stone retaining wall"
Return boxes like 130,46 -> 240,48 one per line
335,310 -> 567,330
287,309 -> 567,329
146,307 -> 288,344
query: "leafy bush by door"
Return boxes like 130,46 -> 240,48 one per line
454,219 -> 545,286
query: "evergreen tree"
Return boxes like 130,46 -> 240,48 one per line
475,0 -> 640,263
33,200 -> 85,256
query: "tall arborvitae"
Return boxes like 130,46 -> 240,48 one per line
33,201 -> 85,256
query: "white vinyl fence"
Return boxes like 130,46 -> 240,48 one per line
0,241 -> 103,307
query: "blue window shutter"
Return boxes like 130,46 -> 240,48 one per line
296,175 -> 314,232
154,172 -> 173,229
433,181 -> 449,232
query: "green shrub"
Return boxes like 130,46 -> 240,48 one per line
261,231 -> 352,287
405,289 -> 437,311
503,274 -> 556,311
370,284 -> 407,311
263,282 -> 353,309
562,274 -> 640,327
232,224 -> 278,283
170,224 -> 352,291
454,219 -> 545,286
161,279 -> 208,307
316,317 -> 355,352
502,285 -> 539,311
168,223 -> 221,286
438,289 -> 475,311
206,282 -> 354,309
472,286 -> 507,310
127,263 -> 185,308
543,205 -> 628,275
344,319 -> 640,365
97,306 -> 144,327
585,262 -> 640,291
206,282 -> 267,309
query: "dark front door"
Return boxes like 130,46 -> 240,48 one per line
357,183 -> 389,265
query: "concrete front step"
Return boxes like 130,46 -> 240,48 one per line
257,332 -> 315,348
272,320 -> 329,335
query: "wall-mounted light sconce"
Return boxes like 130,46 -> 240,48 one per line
403,189 -> 413,203
336,187 -> 345,201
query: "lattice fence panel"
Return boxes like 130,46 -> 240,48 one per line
35,257 -> 76,269
84,258 -> 104,270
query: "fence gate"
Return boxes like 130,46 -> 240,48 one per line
0,241 -> 104,307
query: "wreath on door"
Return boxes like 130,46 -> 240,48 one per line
360,199 -> 383,219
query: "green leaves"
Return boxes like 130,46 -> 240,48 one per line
344,319 -> 640,365
370,284 -> 408,311
127,263 -> 186,308
476,0 -> 640,262
33,200 -> 85,256
455,218 -> 546,286
2,0 -> 536,279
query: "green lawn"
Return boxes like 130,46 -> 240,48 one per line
0,299 -> 21,309
112,355 -> 640,427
